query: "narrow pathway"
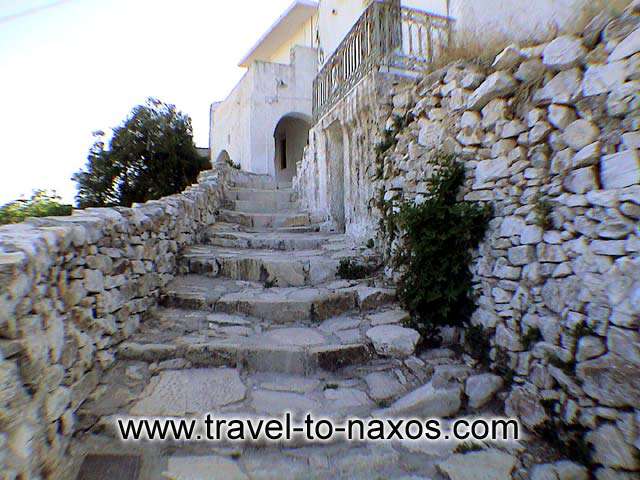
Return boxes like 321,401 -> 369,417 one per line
68,171 -> 545,480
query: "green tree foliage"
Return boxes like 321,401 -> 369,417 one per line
0,190 -> 72,226
73,98 -> 209,208
391,152 -> 492,342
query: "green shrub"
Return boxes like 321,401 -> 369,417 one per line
390,152 -> 492,342
73,98 -> 209,208
0,190 -> 72,226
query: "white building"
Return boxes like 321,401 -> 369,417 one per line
209,0 -> 450,183
210,0 -> 621,228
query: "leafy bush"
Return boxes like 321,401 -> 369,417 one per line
390,152 -> 492,341
73,98 -> 209,208
0,190 -> 72,226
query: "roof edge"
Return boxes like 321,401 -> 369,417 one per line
238,0 -> 318,68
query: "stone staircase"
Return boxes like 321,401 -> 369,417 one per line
69,172 -> 526,480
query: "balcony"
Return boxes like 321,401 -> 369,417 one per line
312,0 -> 453,121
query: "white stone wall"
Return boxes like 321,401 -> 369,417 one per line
297,5 -> 640,473
210,46 -> 317,176
268,16 -> 316,65
0,167 -> 232,478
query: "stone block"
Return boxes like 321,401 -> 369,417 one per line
563,166 -> 598,194
562,120 -> 600,150
587,423 -> 640,470
475,158 -> 509,185
583,62 -> 628,96
508,246 -> 535,266
600,150 -> 640,189
366,325 -> 420,359
577,354 -> 640,408
543,35 -> 586,70
609,27 -> 640,62
548,104 -> 576,130
534,69 -> 582,104
467,72 -> 518,110
465,373 -> 503,409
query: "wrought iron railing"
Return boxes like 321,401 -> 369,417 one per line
312,0 -> 452,121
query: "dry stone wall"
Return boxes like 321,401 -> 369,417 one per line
0,167 -> 232,478
300,5 -> 640,476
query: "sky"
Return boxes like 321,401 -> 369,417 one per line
0,0 -> 292,205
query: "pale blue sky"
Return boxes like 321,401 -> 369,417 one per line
0,0 -> 292,205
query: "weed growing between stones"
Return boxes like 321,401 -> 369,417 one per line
535,415 -> 594,468
533,194 -> 554,231
337,258 -> 374,280
573,322 -> 596,339
493,347 -> 515,387
548,355 -> 578,377
372,112 -> 414,181
387,152 -> 493,343
454,441 -> 484,454
465,324 -> 492,367
521,327 -> 543,350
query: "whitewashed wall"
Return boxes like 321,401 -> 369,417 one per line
450,0 -> 630,44
210,46 -> 317,175
268,16 -> 316,65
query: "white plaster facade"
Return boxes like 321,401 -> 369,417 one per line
210,1 -> 318,180
209,0 -> 619,188
210,45 -> 316,178
209,0 -> 446,182
449,0 -> 630,44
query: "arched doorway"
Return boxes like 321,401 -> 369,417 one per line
273,114 -> 311,182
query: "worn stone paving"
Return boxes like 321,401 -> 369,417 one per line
67,173 -> 575,479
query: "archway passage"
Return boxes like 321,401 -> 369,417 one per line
273,114 -> 311,182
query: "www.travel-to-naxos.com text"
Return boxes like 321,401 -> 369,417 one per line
117,414 -> 520,444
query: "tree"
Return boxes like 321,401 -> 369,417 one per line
73,98 -> 209,208
0,190 -> 72,226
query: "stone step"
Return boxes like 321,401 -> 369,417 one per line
224,199 -> 299,214
180,245 -> 352,286
226,187 -> 297,203
161,275 -> 396,322
268,224 -> 322,233
121,306 -> 414,377
229,177 -> 292,190
119,329 -> 371,376
180,247 -> 332,286
205,227 -> 335,250
218,210 -> 311,230
83,349 -> 478,450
